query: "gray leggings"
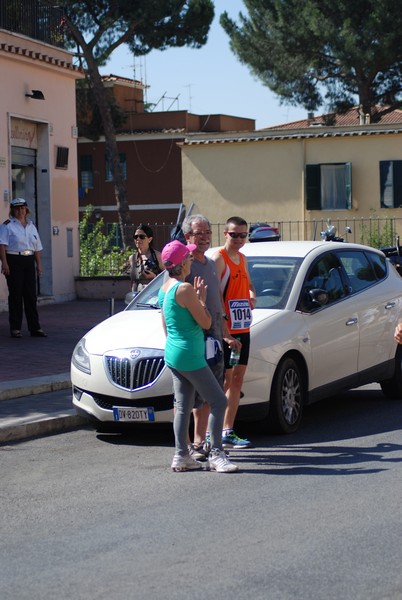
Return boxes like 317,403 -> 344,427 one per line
170,365 -> 228,456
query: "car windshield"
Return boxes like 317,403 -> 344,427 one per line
248,256 -> 302,309
126,256 -> 302,311
126,272 -> 167,310
252,229 -> 276,239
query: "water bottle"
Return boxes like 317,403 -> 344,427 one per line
229,339 -> 240,367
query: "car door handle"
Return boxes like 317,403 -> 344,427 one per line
345,317 -> 358,326
385,302 -> 396,309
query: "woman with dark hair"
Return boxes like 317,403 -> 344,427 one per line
128,224 -> 164,291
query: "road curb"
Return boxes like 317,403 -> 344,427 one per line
0,373 -> 71,402
0,411 -> 88,445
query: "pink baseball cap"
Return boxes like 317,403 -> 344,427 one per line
162,240 -> 197,269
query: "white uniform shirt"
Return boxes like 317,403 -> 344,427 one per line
0,217 -> 43,252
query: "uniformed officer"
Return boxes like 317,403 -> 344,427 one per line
0,198 -> 47,338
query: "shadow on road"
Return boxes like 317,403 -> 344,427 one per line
95,422 -> 174,447
229,386 -> 402,476
93,386 -> 402,477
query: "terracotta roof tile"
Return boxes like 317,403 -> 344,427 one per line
265,105 -> 402,130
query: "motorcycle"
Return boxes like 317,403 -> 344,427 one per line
320,220 -> 352,242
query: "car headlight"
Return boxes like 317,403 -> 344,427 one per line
72,338 -> 91,374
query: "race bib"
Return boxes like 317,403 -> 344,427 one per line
228,299 -> 252,330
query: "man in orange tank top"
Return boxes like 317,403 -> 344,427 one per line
212,216 -> 256,449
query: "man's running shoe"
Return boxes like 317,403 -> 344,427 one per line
208,449 -> 239,473
188,443 -> 208,461
171,454 -> 203,472
221,431 -> 253,449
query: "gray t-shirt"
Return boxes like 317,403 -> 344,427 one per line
186,255 -> 223,341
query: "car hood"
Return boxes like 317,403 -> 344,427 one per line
81,307 -> 283,356
82,309 -> 166,355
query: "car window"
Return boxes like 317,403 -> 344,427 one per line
336,250 -> 378,293
248,257 -> 301,309
300,253 -> 347,310
368,251 -> 387,280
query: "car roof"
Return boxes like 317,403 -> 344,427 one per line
207,240 -> 383,259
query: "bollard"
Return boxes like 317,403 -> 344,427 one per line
108,297 -> 115,316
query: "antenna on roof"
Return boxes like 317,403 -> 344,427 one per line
152,92 -> 180,111
184,84 -> 193,112
166,94 -> 180,111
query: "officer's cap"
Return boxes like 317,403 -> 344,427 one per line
10,198 -> 28,208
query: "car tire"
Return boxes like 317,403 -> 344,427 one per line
380,345 -> 402,399
269,357 -> 305,433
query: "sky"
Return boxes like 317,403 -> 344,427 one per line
99,0 -> 308,130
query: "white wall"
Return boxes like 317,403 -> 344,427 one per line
0,31 -> 82,309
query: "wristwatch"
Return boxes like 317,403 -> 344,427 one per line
222,314 -> 229,321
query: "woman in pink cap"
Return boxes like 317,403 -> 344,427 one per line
158,240 -> 238,473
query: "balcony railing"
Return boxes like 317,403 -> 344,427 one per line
0,0 -> 66,48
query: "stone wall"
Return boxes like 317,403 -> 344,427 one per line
75,276 -> 131,300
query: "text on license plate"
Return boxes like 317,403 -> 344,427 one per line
113,407 -> 155,422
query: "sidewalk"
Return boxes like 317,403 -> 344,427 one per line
0,298 -> 125,443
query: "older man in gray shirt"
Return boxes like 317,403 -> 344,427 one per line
182,214 -> 239,458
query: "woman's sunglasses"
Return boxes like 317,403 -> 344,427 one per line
226,232 -> 248,239
134,234 -> 147,240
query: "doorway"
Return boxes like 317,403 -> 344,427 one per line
11,146 -> 41,293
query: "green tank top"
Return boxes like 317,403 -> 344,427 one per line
158,281 -> 206,371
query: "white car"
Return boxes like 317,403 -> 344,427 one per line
71,240 -> 402,433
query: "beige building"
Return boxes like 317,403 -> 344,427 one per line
181,119 -> 402,242
0,25 -> 82,310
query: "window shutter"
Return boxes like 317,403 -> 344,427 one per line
393,161 -> 402,208
306,165 -> 321,210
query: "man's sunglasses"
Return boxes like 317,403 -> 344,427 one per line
190,230 -> 212,236
134,234 -> 147,240
226,232 -> 248,239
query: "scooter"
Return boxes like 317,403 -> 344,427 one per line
320,220 -> 352,242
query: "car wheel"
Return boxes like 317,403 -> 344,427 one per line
269,357 -> 305,433
380,345 -> 402,398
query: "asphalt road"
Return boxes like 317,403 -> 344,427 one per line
2,384 -> 402,600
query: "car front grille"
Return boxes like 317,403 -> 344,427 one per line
104,349 -> 165,391
91,393 -> 174,412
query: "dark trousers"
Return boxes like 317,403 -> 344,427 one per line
5,254 -> 41,332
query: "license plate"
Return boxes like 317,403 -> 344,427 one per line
113,407 -> 155,422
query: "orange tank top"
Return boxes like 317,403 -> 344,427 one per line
219,248 -> 252,334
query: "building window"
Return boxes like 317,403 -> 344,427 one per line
380,161 -> 402,208
55,146 -> 69,169
80,155 -> 93,189
106,223 -> 123,248
306,163 -> 352,210
105,153 -> 127,181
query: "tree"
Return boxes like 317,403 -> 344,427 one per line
221,0 -> 402,120
55,0 -> 214,248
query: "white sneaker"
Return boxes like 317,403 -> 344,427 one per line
208,449 -> 239,473
171,454 -> 203,472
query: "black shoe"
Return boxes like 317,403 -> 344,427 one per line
10,330 -> 22,338
30,329 -> 47,337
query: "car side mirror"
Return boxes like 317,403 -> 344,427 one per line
299,288 -> 329,312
